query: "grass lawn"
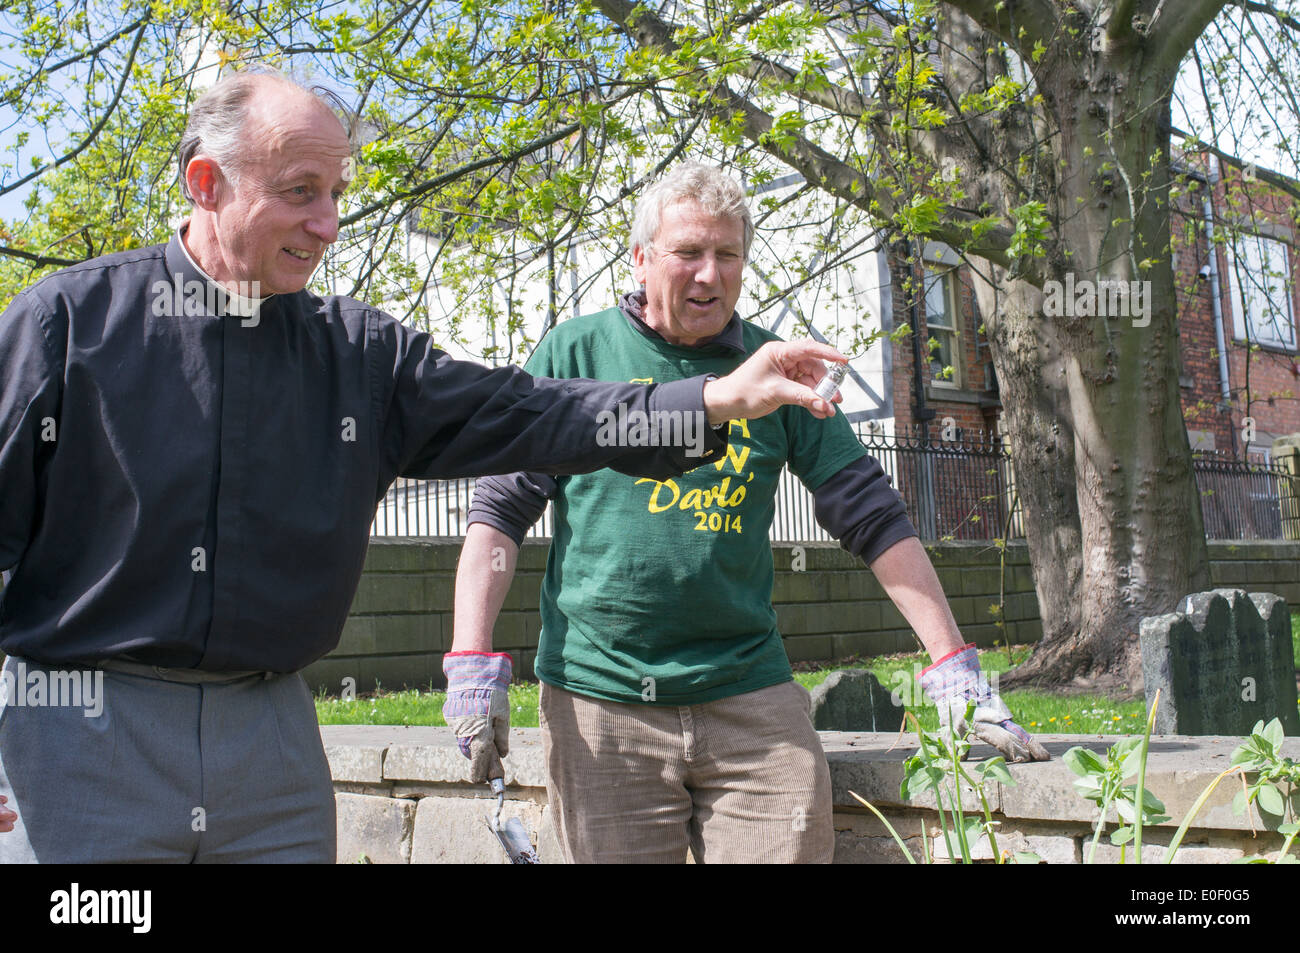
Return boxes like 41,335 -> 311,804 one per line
315,615 -> 1300,733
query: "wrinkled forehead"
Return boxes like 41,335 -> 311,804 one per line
655,199 -> 745,246
242,87 -> 351,168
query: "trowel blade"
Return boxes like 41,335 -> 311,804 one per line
495,817 -> 540,864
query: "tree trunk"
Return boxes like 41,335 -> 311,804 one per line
970,273 -> 1091,687
988,39 -> 1211,695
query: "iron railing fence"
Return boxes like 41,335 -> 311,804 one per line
369,435 -> 1300,542
1192,450 -> 1300,540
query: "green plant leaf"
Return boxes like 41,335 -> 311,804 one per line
1116,798 -> 1137,824
1233,788 -> 1249,815
976,757 -> 1014,785
1072,777 -> 1104,800
1119,742 -> 1146,777
1257,783 -> 1286,816
1111,825 -> 1135,845
1063,746 -> 1104,777
1140,789 -> 1167,815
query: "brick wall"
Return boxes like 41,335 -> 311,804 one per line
882,158 -> 1300,456
301,537 -> 1300,695
887,250 -> 1000,442
1171,163 -> 1300,453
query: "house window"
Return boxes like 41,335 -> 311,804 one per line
924,266 -> 960,386
1228,232 -> 1296,351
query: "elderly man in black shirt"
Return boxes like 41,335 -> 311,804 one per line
0,70 -> 845,862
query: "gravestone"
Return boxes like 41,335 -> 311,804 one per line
808,669 -> 902,732
1139,589 -> 1300,735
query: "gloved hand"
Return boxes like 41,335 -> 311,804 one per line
919,644 -> 1050,763
442,651 -> 512,782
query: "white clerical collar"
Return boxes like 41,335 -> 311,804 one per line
177,226 -> 272,318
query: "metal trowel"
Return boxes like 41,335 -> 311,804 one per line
489,777 -> 540,864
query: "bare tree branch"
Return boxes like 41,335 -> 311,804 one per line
593,0 -> 1020,266
1230,0 -> 1300,32
0,245 -> 80,267
338,120 -> 583,227
1172,126 -> 1300,202
939,0 -> 1061,50
1150,0 -> 1229,73
0,17 -> 148,198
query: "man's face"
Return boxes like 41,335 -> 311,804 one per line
203,87 -> 352,295
633,199 -> 746,347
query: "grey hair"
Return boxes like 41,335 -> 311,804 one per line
177,68 -> 354,203
629,162 -> 754,261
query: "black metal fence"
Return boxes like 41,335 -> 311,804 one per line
1193,451 -> 1300,540
370,434 -> 1300,543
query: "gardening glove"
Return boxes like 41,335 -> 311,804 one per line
442,651 -> 512,783
920,644 -> 1050,763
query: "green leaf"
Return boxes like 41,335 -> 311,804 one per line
1233,788 -> 1249,815
1117,740 -> 1144,776
1262,718 -> 1285,752
1110,825 -> 1135,846
1012,851 -> 1042,865
1257,783 -> 1286,816
976,757 -> 1014,786
1140,789 -> 1167,815
1063,746 -> 1104,777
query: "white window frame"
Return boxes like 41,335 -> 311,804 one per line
923,265 -> 961,388
1228,232 -> 1297,351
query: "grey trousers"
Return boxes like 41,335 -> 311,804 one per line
0,656 -> 335,863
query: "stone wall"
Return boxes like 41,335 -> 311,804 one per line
325,726 -> 1300,864
302,538 -> 1300,694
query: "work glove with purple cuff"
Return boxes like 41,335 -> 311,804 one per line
920,644 -> 1050,763
442,651 -> 512,783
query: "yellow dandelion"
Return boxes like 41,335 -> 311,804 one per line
1113,716 -> 1122,721
1029,721 -> 1037,727
1049,717 -> 1057,723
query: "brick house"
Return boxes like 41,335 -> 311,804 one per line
885,149 -> 1300,463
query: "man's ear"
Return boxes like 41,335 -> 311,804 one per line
185,156 -> 226,210
632,244 -> 648,286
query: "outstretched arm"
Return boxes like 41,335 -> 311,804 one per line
811,458 -> 1048,762
870,537 -> 1049,762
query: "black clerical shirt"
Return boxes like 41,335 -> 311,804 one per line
0,231 -> 724,672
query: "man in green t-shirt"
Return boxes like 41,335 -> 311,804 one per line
448,163 -> 1047,863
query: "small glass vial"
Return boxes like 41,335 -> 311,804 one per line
813,362 -> 847,402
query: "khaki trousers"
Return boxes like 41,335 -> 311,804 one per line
539,679 -> 833,863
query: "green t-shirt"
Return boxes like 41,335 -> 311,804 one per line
526,307 -> 867,705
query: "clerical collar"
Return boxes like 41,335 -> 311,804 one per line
175,225 -> 272,318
